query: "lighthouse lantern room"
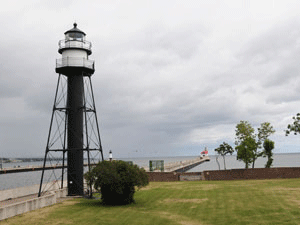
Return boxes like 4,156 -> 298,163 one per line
56,23 -> 93,75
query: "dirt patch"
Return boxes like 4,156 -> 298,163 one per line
140,182 -> 184,190
48,218 -> 74,225
289,199 -> 300,207
267,187 -> 300,208
141,182 -> 217,191
269,187 -> 300,191
158,211 -> 204,225
56,196 -> 76,203
139,185 -> 154,191
161,198 -> 208,204
58,199 -> 78,205
163,183 -> 216,191
187,184 -> 217,191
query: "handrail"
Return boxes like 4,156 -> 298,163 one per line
56,57 -> 94,70
58,40 -> 92,52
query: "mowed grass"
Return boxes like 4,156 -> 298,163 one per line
2,178 -> 300,225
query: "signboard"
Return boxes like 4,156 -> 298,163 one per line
149,160 -> 164,172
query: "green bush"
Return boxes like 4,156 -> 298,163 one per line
84,160 -> 149,205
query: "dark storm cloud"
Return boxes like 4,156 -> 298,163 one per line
2,1 -> 300,157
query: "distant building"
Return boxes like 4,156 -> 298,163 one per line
201,147 -> 208,157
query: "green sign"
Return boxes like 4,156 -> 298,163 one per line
149,160 -> 164,172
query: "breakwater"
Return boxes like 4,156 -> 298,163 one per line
1,153 -> 300,191
143,156 -> 210,172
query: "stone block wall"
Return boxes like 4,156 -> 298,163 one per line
203,167 -> 300,180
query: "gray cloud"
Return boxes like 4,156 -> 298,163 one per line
238,20 -> 300,64
2,1 -> 300,158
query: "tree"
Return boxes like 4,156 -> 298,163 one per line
214,142 -> 234,170
257,122 -> 275,146
235,121 -> 255,146
263,139 -> 274,168
84,160 -> 149,205
235,121 -> 275,169
236,136 -> 256,169
254,122 -> 275,168
235,121 -> 256,168
285,113 -> 300,136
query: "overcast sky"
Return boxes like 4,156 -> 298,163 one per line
1,0 -> 300,158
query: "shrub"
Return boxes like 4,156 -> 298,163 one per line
84,160 -> 149,205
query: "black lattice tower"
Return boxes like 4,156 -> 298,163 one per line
38,23 -> 104,197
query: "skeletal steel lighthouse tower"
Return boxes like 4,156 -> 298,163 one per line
39,23 -> 104,196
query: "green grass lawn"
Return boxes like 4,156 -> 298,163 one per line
2,178 -> 300,225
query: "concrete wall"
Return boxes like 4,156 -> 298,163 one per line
203,167 -> 300,180
0,188 -> 67,221
0,181 -> 67,202
180,172 -> 203,181
147,172 -> 203,182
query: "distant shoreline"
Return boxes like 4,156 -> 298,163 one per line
1,152 -> 300,162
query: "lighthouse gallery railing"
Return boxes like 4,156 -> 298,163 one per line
58,40 -> 92,52
56,57 -> 94,70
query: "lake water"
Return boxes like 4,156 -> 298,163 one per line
0,153 -> 299,191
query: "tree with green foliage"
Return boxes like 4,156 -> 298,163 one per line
236,136 -> 256,169
258,122 -> 276,146
285,113 -> 300,136
263,139 -> 275,168
255,122 -> 275,168
84,160 -> 149,205
235,121 -> 256,168
235,121 -> 275,168
214,142 -> 234,170
235,121 -> 255,146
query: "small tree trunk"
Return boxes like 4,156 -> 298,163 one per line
245,159 -> 249,169
265,155 -> 273,168
216,155 -> 220,170
223,155 -> 226,170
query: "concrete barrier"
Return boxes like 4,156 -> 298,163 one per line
147,172 -> 203,182
0,185 -> 67,221
0,181 -> 67,202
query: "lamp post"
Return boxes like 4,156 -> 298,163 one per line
109,150 -> 112,162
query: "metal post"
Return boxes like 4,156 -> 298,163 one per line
88,76 -> 104,161
61,89 -> 68,189
61,150 -> 65,189
38,150 -> 48,197
83,76 -> 93,197
39,74 -> 63,197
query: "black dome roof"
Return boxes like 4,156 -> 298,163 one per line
64,23 -> 86,35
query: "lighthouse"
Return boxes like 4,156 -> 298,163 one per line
39,23 -> 104,197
